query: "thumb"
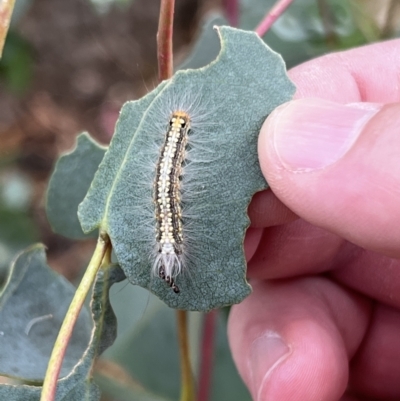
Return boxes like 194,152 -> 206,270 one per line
259,98 -> 400,257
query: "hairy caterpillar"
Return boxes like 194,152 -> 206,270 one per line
153,111 -> 191,293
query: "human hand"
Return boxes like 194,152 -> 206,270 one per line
229,40 -> 400,401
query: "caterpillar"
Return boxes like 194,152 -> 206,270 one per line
153,111 -> 191,293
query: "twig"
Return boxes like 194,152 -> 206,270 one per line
40,232 -> 110,401
197,310 -> 218,401
157,0 -> 175,82
255,0 -> 295,37
177,310 -> 196,401
0,0 -> 16,57
222,0 -> 239,27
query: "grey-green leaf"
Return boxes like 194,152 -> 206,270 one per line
0,245 -> 92,381
0,245 -> 121,400
46,133 -> 106,240
78,26 -> 295,311
104,301 -> 181,399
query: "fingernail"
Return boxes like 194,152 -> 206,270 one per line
250,332 -> 290,401
269,99 -> 381,171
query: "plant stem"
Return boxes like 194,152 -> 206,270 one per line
177,310 -> 195,401
255,0 -> 295,37
40,232 -> 110,401
197,310 -> 218,401
0,0 -> 16,57
157,0 -> 175,82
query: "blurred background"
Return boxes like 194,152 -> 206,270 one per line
0,1 -> 399,400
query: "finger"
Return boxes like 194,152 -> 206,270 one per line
248,189 -> 298,228
289,39 -> 400,103
247,218 -> 344,279
331,247 -> 400,309
259,101 -> 400,257
350,304 -> 400,400
228,278 -> 371,401
244,227 -> 264,262
250,40 -> 400,230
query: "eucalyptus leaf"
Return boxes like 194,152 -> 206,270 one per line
104,300 -> 181,400
46,133 -> 106,240
0,245 -> 122,400
94,366 -> 172,401
103,289 -> 249,401
79,26 -> 295,311
0,245 -> 92,381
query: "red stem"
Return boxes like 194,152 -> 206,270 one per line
197,310 -> 218,401
157,0 -> 175,82
255,0 -> 295,37
222,0 -> 239,27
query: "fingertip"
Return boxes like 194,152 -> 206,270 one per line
229,278 -> 369,401
259,99 -> 400,256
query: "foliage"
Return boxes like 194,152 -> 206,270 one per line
0,245 -> 122,400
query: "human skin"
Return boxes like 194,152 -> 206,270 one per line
228,40 -> 400,401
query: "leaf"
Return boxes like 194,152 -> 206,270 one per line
94,360 -> 172,401
0,245 -> 122,400
98,285 -> 175,401
0,245 -> 92,381
103,298 -> 181,400
78,26 -> 295,311
46,133 -> 106,240
102,287 -> 250,401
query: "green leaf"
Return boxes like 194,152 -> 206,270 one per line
103,287 -> 250,401
98,285 -> 173,401
46,133 -> 106,240
79,26 -> 295,311
104,298 -> 180,399
95,360 -> 173,401
0,245 -> 122,400
0,245 -> 92,381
